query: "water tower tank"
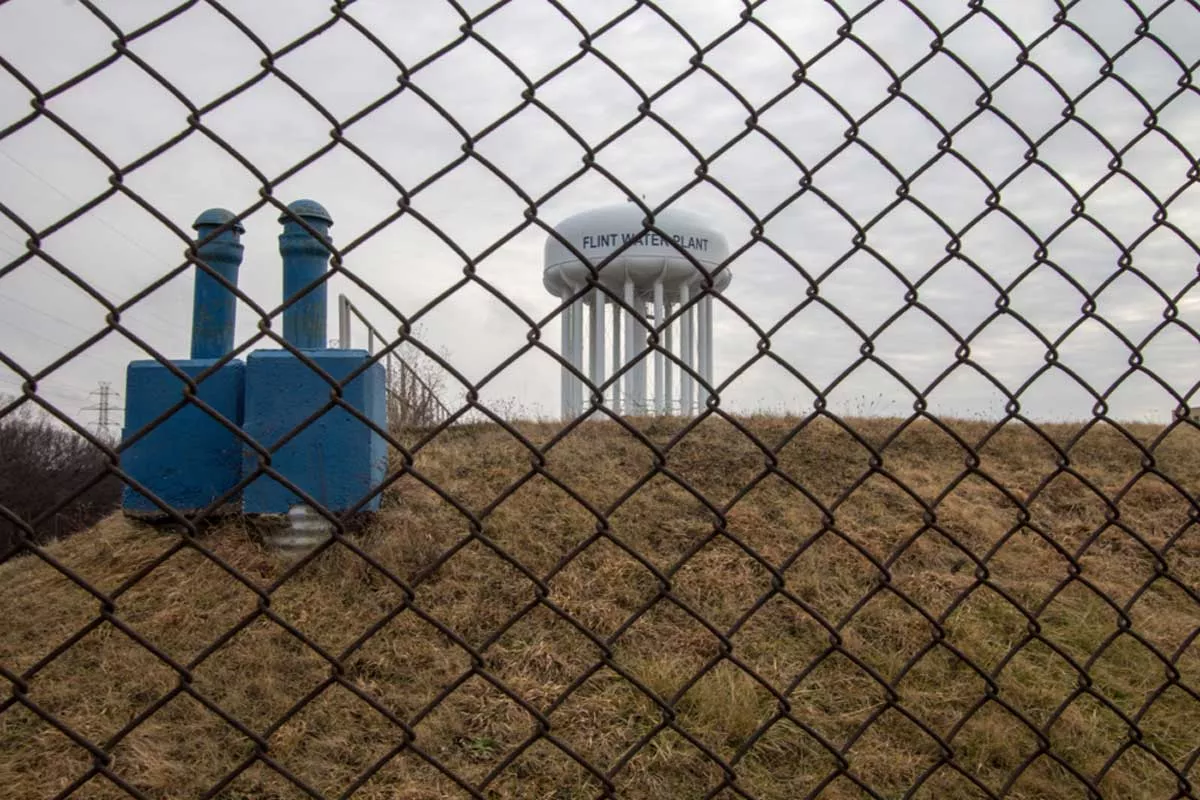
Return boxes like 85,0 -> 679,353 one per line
544,204 -> 732,418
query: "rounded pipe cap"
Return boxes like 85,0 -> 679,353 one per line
279,199 -> 333,226
192,208 -> 245,233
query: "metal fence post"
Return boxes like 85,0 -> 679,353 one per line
338,294 -> 352,350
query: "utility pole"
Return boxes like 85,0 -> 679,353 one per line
81,382 -> 123,440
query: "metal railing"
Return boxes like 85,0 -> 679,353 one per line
337,294 -> 453,430
1,1 -> 1198,798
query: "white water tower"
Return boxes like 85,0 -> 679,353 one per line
544,204 -> 732,418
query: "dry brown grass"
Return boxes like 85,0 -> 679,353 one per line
2,415 -> 1198,799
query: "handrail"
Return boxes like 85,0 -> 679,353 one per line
337,295 -> 453,427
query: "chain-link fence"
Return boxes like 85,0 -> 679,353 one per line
2,0 -> 1199,798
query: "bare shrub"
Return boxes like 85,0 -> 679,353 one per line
384,335 -> 455,437
386,357 -> 449,431
0,397 -> 120,555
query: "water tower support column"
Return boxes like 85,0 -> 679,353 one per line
701,296 -> 709,409
574,285 -> 586,416
653,279 -> 665,414
611,301 -> 622,413
634,301 -> 648,414
681,283 -> 694,415
665,299 -> 675,415
700,293 -> 710,407
592,287 -> 606,410
640,299 -> 650,410
623,277 -> 636,415
561,289 -> 572,419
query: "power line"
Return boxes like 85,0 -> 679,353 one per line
0,292 -> 108,339
0,148 -> 179,265
0,292 -> 186,350
0,147 -> 194,336
0,372 -> 110,399
0,316 -> 127,369
0,255 -> 184,341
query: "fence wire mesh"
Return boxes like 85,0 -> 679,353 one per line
1,0 -> 1199,798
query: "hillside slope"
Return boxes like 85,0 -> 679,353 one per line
2,416 -> 1198,799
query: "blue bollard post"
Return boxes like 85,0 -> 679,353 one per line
279,199 -> 333,349
191,209 -> 245,359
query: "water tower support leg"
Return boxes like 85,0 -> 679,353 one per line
564,292 -> 573,419
611,301 -> 621,414
592,287 -> 606,411
697,296 -> 706,405
573,288 -> 585,416
653,280 -> 665,415
681,283 -> 693,415
665,300 -> 674,415
702,294 -> 714,406
638,300 -> 649,412
624,278 -> 636,415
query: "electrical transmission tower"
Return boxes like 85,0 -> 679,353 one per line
81,382 -> 123,440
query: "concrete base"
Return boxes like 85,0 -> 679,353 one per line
242,349 -> 387,514
121,359 -> 246,518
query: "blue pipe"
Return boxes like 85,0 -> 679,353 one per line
190,209 -> 245,360
279,199 -> 334,349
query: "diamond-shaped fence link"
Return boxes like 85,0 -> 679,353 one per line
1,0 -> 1198,798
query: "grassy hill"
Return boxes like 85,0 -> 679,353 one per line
2,415 -> 1198,799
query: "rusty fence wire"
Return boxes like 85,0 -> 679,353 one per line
1,0 -> 1199,798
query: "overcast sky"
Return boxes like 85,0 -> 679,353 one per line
0,0 -> 1197,432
